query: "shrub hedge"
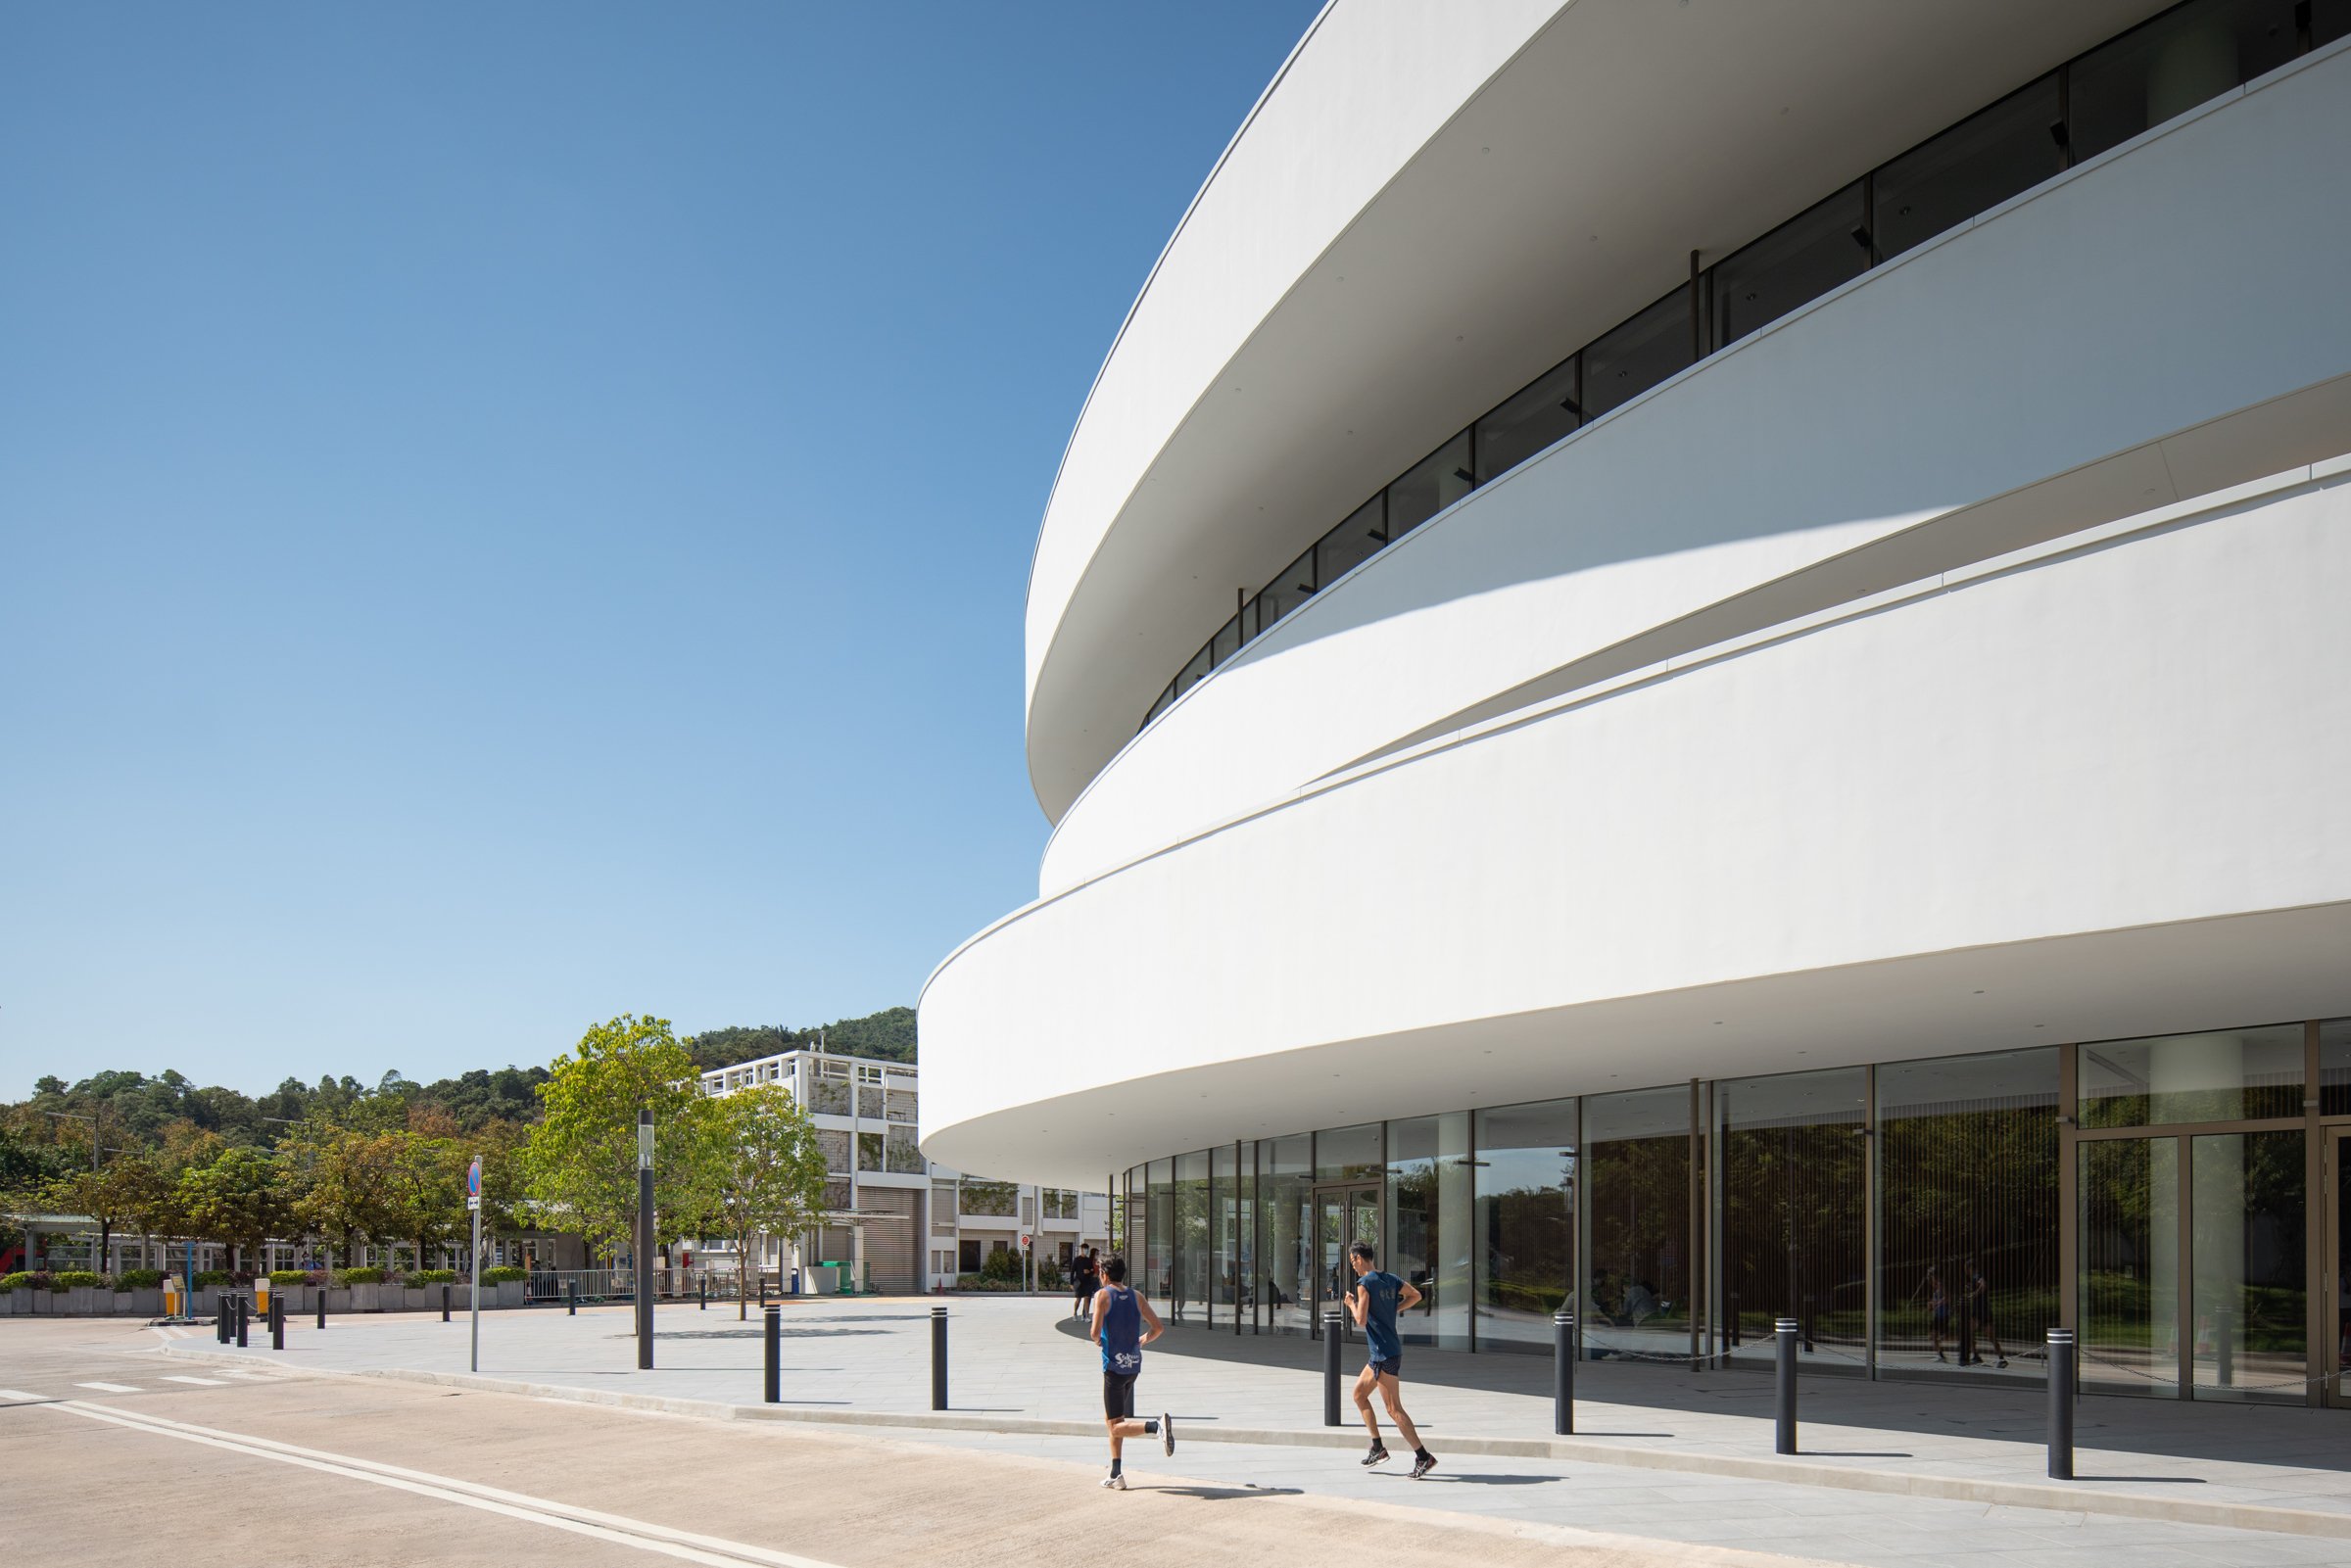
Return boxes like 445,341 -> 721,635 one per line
334,1266 -> 388,1285
403,1268 -> 458,1286
193,1269 -> 236,1288
0,1271 -> 52,1294
480,1266 -> 527,1285
267,1269 -> 312,1286
116,1268 -> 166,1289
51,1270 -> 106,1290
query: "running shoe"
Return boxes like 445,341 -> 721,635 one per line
1100,1472 -> 1127,1491
1411,1451 -> 1438,1480
1362,1444 -> 1390,1467
1162,1412 -> 1176,1456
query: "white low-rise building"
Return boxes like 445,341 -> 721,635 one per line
696,1048 -> 1108,1293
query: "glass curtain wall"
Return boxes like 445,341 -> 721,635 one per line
1877,1048 -> 2058,1383
1583,1086 -> 1697,1356
1718,1069 -> 1867,1371
2081,1136 -> 2180,1397
1386,1112 -> 1471,1350
1174,1151 -> 1209,1324
1210,1144 -> 1237,1328
1263,1134 -> 1312,1335
1473,1099 -> 1578,1353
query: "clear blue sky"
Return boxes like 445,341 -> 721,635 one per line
0,2 -> 1321,1099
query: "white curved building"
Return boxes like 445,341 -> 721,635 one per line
924,0 -> 2351,1403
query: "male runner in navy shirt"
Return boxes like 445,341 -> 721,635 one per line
1346,1240 -> 1436,1477
1088,1255 -> 1172,1489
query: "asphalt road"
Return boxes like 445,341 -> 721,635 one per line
0,1318 -> 1818,1568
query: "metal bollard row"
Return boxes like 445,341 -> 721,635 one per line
763,1305 -> 781,1403
1773,1317 -> 1799,1454
1554,1308 -> 1575,1435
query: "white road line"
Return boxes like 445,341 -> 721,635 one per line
73,1382 -> 142,1394
159,1376 -> 228,1387
217,1370 -> 272,1381
36,1400 -> 846,1568
0,1389 -> 43,1402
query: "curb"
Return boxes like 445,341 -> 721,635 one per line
155,1344 -> 2351,1542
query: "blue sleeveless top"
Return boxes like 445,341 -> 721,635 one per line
1098,1284 -> 1142,1374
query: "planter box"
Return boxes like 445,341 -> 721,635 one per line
128,1288 -> 162,1315
495,1280 -> 524,1308
325,1288 -> 353,1314
401,1287 -> 433,1313
349,1284 -> 381,1312
63,1287 -> 95,1314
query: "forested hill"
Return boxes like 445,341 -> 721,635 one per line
686,1006 -> 917,1070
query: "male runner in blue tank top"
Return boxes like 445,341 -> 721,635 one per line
1088,1255 -> 1172,1490
1347,1240 -> 1436,1478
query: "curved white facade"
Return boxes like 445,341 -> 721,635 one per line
932,2 -> 2351,1216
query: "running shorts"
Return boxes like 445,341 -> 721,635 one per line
1102,1371 -> 1138,1419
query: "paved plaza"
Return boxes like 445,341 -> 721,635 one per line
144,1293 -> 2351,1566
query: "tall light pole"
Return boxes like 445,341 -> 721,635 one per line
637,1108 -> 654,1370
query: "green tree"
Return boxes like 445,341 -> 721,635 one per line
684,1086 -> 830,1319
521,1015 -> 705,1262
177,1146 -> 294,1273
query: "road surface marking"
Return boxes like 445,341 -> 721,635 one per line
217,1370 -> 272,1380
0,1389 -> 43,1402
73,1382 -> 141,1393
37,1399 -> 848,1568
159,1376 -> 228,1386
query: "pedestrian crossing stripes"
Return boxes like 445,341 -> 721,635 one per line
160,1376 -> 228,1387
74,1381 -> 141,1393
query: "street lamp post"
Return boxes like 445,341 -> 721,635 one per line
637,1109 -> 654,1370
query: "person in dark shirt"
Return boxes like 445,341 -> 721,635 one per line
1345,1240 -> 1436,1479
1088,1255 -> 1172,1489
1070,1247 -> 1098,1320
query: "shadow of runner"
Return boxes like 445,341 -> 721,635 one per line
1144,1485 -> 1303,1499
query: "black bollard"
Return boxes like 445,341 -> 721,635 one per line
236,1294 -> 251,1350
931,1305 -> 948,1411
567,1279 -> 577,1316
1554,1308 -> 1576,1435
2046,1329 -> 2075,1479
270,1294 -> 285,1351
1322,1309 -> 1344,1427
1773,1317 -> 1799,1454
2215,1307 -> 2233,1390
699,1275 -> 707,1311
316,1285 -> 326,1331
442,1283 -> 452,1323
216,1295 -> 230,1343
764,1305 -> 781,1403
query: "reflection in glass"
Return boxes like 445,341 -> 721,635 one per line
1583,1086 -> 1695,1354
1235,1140 -> 1257,1332
1253,547 -> 1316,634
2189,1130 -> 2305,1402
1144,1159 -> 1173,1307
1710,183 -> 1867,349
1386,432 -> 1474,541
1582,289 -> 1693,419
1317,1122 -> 1383,1182
1316,495 -> 1387,589
1386,1112 -> 1470,1350
1475,356 -> 1579,483
1876,77 -> 2064,260
1877,1049 -> 2058,1381
2069,0 -> 2297,163
1211,1144 -> 1234,1326
2078,1025 -> 2304,1126
2319,1019 -> 2351,1116
1261,1135 -> 1312,1335
1718,1069 -> 1866,1369
2080,1136 -> 2180,1396
1473,1100 -> 1577,1352
1174,1150 -> 1209,1325
1209,613 -> 1240,669
1171,640 -> 1213,701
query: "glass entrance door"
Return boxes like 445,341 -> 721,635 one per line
2329,1129 -> 2351,1407
1311,1184 -> 1381,1341
2078,1130 -> 2308,1401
